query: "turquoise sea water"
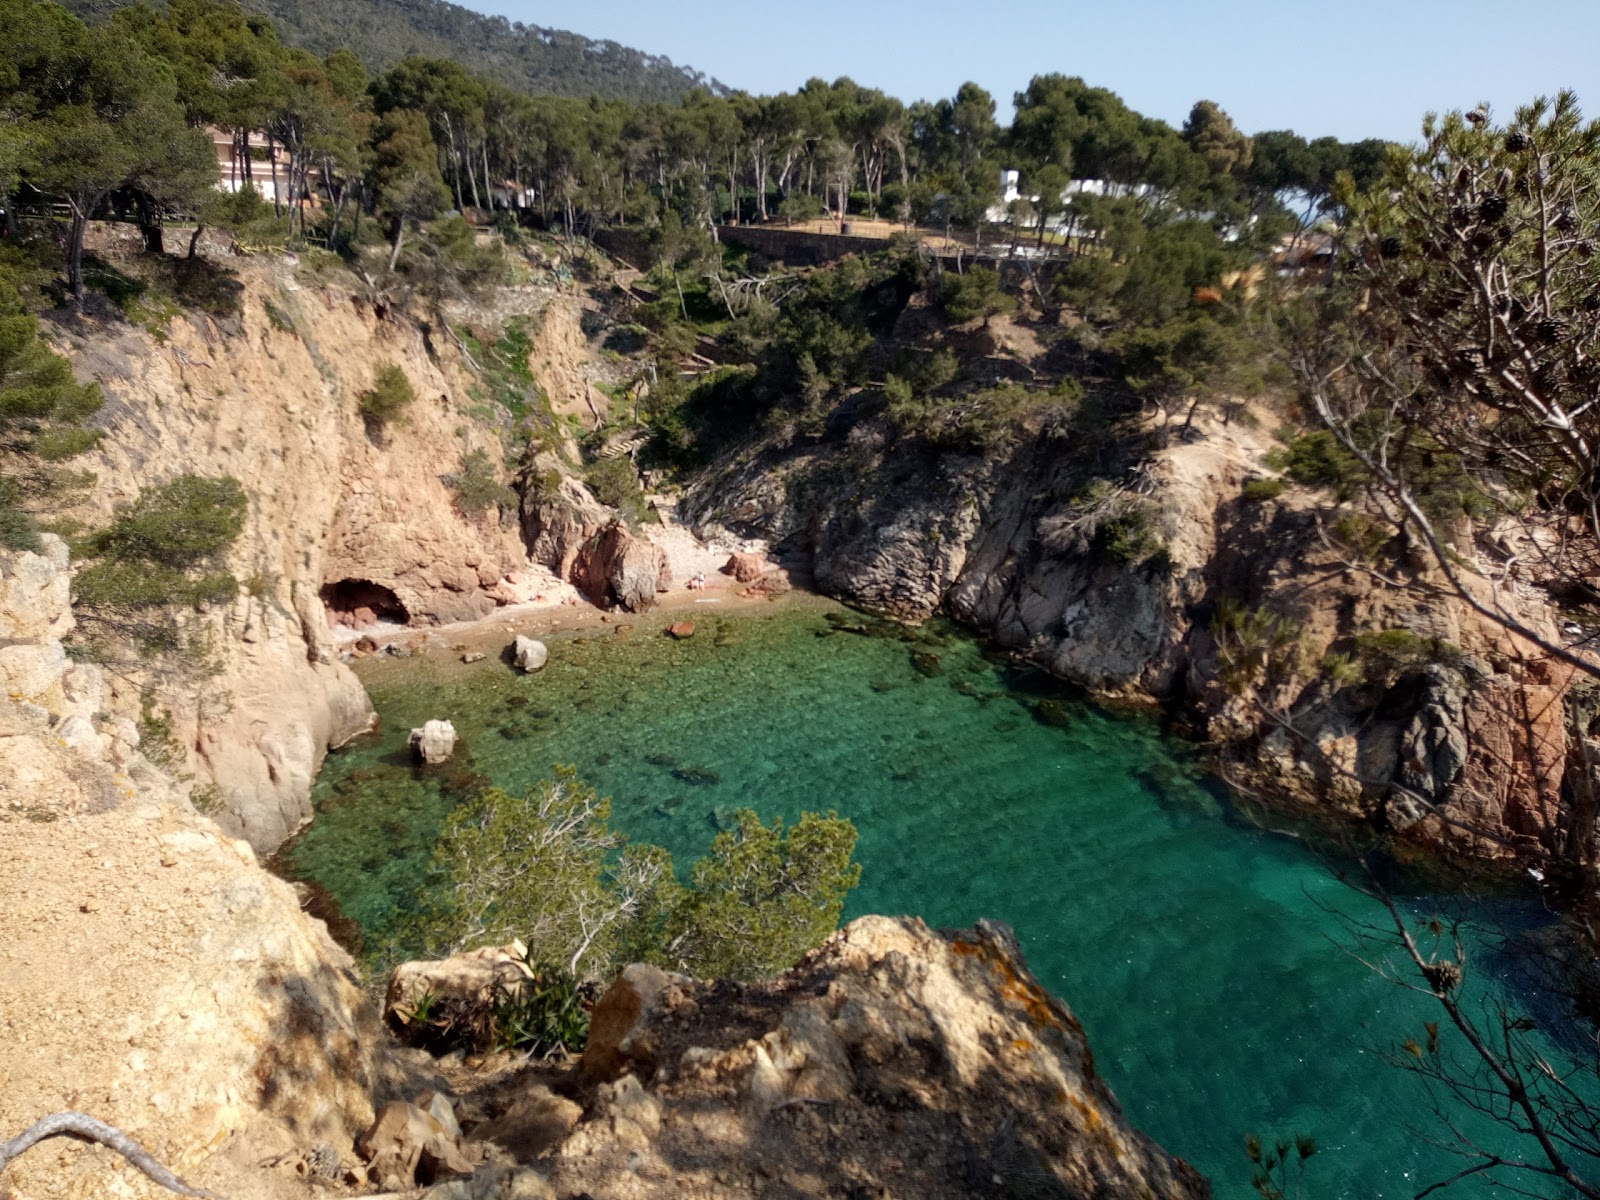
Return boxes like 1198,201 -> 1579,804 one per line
287,602 -> 1573,1197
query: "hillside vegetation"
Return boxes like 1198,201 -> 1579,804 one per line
57,0 -> 721,103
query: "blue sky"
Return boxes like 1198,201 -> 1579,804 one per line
472,0 -> 1599,143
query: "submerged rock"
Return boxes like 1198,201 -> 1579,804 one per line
513,636 -> 549,673
911,650 -> 943,678
666,621 -> 695,639
408,719 -> 457,764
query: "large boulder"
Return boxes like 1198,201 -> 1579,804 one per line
408,719 -> 458,765
513,636 -> 549,672
572,523 -> 670,613
385,941 -> 533,1029
521,464 -> 610,580
722,551 -> 770,583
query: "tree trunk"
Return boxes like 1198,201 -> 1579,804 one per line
136,195 -> 164,255
188,224 -> 204,259
389,221 -> 405,271
268,135 -> 281,218
67,205 -> 88,304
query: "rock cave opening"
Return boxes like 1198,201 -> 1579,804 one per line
321,579 -> 410,629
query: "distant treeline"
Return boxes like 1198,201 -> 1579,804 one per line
55,0 -> 722,105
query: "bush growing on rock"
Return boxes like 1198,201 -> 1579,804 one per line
359,363 -> 416,426
72,475 -> 247,650
0,269 -> 105,546
447,449 -> 516,519
415,768 -> 862,983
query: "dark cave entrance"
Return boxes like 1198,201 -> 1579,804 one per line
320,579 -> 410,628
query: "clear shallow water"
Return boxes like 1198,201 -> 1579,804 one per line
287,603 -> 1569,1197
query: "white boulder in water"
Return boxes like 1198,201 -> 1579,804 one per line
513,635 -> 549,673
408,719 -> 457,764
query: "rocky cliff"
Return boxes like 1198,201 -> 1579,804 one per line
686,405 -> 1590,873
0,539 -> 402,1200
45,259 -> 552,850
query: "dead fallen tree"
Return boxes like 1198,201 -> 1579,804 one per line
0,1112 -> 221,1199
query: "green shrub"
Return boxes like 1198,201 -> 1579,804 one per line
891,380 -> 1083,453
491,958 -> 590,1056
1240,477 -> 1285,502
1271,431 -> 1362,498
940,266 -> 1015,325
1212,598 -> 1302,695
86,476 -> 246,571
448,449 -> 515,518
584,455 -> 650,525
1097,506 -> 1167,567
413,768 -> 862,985
0,484 -> 41,552
1320,651 -> 1365,687
359,363 -> 415,425
1351,628 -> 1465,678
73,475 -> 247,617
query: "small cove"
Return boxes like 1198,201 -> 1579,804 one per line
287,600 -> 1578,1197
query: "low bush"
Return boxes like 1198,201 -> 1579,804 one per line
359,363 -> 415,426
584,455 -> 650,526
73,475 -> 247,613
448,449 -> 516,519
1240,477 -> 1285,502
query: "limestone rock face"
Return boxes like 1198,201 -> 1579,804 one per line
572,522 -> 669,612
0,728 -> 394,1200
409,719 -> 458,764
513,636 -> 549,673
521,466 -> 609,580
539,917 -> 1210,1200
46,261 -> 573,849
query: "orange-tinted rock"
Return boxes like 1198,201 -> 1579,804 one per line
667,621 -> 695,639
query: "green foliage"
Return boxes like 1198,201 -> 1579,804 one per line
939,266 -> 1015,325
1351,628 -> 1465,679
1212,598 -> 1301,695
0,271 -> 103,456
416,768 -> 861,983
73,474 -> 246,613
447,448 -> 514,518
656,809 -> 862,982
583,454 -> 649,527
0,479 -> 41,552
1271,430 -> 1362,499
1331,512 -> 1391,562
490,957 -> 590,1056
890,380 -> 1083,454
358,362 -> 415,425
1096,505 -> 1167,568
397,214 -> 509,297
136,698 -> 183,769
1240,477 -> 1284,502
1320,651 -> 1365,688
1111,310 -> 1262,407
56,0 -> 716,105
